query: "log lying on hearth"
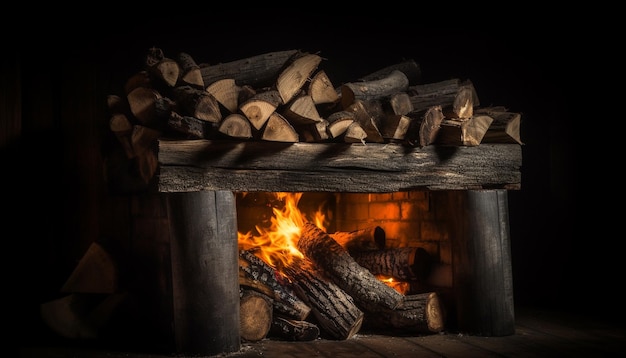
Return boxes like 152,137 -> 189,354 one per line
298,222 -> 405,312
284,257 -> 364,340
362,292 -> 445,334
239,249 -> 311,321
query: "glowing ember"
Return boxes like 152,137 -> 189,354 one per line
238,192 -> 328,271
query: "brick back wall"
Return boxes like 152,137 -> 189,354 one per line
334,191 -> 452,266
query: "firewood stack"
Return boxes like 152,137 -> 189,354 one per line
105,47 -> 523,188
238,223 -> 446,342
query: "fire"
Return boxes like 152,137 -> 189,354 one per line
238,192 -> 328,271
376,274 -> 410,295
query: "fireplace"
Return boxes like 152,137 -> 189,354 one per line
157,139 -> 520,356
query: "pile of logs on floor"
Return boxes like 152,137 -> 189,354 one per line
105,48 -> 522,189
238,222 -> 445,342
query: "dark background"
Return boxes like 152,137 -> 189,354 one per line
5,11 -> 602,349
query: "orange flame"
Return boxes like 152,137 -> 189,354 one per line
238,192 -> 328,271
376,274 -> 410,295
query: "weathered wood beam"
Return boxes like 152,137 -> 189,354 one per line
156,140 -> 522,192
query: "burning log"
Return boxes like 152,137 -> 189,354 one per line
329,226 -> 386,253
362,292 -> 446,333
351,247 -> 433,282
239,249 -> 311,321
284,258 -> 363,340
297,222 -> 404,312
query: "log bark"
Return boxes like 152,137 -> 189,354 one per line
341,70 -> 410,108
362,292 -> 445,333
239,249 -> 311,321
200,50 -> 299,88
297,222 -> 404,312
176,52 -> 203,88
269,316 -> 320,341
284,258 -> 363,340
351,247 -> 432,282
329,226 -> 386,252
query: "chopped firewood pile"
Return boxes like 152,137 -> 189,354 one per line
105,48 -> 523,187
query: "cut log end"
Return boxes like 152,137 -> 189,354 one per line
426,292 -> 445,333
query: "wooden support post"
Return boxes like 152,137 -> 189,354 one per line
448,189 -> 515,336
168,191 -> 241,355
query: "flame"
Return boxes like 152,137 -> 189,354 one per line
376,274 -> 410,295
238,192 -> 328,272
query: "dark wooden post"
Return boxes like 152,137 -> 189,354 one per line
448,189 -> 515,336
167,191 -> 241,355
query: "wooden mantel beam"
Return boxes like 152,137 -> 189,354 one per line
156,139 -> 522,193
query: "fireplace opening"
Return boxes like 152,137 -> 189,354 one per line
234,190 -> 456,342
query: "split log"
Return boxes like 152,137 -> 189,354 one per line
344,100 -> 385,143
281,94 -> 324,125
171,86 -> 222,123
435,115 -> 494,146
362,292 -> 445,334
385,92 -> 414,116
239,90 -> 282,130
200,50 -> 299,88
61,242 -> 118,294
329,226 -> 386,253
261,112 -> 299,142
239,289 -> 273,342
297,222 -> 404,311
145,47 -> 180,87
350,247 -> 433,282
475,106 -> 523,145
326,110 -> 356,139
218,113 -> 253,139
343,122 -> 367,144
205,78 -> 241,114
405,105 -> 444,147
176,52 -> 203,88
239,249 -> 311,321
381,114 -> 412,141
284,257 -> 363,340
127,86 -> 162,126
269,316 -> 320,341
308,70 -> 339,105
276,52 -> 322,104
